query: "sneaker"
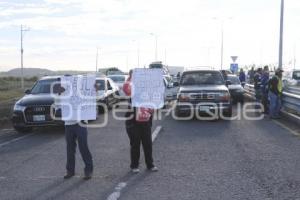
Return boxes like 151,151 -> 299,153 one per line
131,168 -> 140,174
64,172 -> 75,179
148,166 -> 158,172
83,172 -> 93,180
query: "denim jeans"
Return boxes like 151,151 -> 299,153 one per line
65,124 -> 93,174
268,92 -> 282,118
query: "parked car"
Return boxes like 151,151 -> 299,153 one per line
96,77 -> 120,113
175,70 -> 232,118
163,77 -> 179,102
226,75 -> 244,103
107,74 -> 128,99
11,76 -> 63,132
283,70 -> 300,86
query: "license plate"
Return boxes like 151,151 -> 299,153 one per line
199,106 -> 210,112
33,115 -> 45,122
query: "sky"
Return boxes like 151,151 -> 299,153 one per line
0,0 -> 300,72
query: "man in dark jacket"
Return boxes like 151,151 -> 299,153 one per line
239,69 -> 246,87
268,69 -> 283,119
261,66 -> 270,114
254,68 -> 263,108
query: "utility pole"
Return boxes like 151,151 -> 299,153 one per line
212,17 -> 233,70
294,44 -> 296,70
278,0 -> 284,69
221,22 -> 224,70
95,47 -> 99,73
164,48 -> 167,64
137,41 -> 140,67
20,25 -> 30,89
150,33 -> 158,61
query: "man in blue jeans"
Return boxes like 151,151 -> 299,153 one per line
54,82 -> 94,180
268,69 -> 283,119
64,122 -> 93,180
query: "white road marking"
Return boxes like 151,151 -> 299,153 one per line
106,126 -> 163,200
273,120 -> 300,137
106,182 -> 127,200
152,126 -> 162,142
0,133 -> 35,148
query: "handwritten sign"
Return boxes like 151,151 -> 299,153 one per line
131,68 -> 165,109
59,75 -> 97,121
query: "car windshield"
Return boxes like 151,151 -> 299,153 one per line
227,76 -> 241,84
292,71 -> 300,80
181,72 -> 224,86
108,76 -> 125,83
96,79 -> 105,90
30,79 -> 59,94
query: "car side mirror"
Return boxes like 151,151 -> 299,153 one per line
173,82 -> 179,87
225,80 -> 232,86
108,86 -> 113,90
25,89 -> 31,94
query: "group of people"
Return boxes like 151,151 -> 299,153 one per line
54,71 -> 158,180
240,66 -> 284,119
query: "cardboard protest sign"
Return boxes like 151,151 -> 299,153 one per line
131,68 -> 165,109
59,75 -> 97,121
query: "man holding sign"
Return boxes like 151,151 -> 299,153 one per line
124,69 -> 165,173
54,75 -> 96,180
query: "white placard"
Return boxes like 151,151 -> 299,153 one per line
132,68 -> 165,109
59,75 -> 97,121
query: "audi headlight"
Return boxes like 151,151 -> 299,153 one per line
14,104 -> 26,111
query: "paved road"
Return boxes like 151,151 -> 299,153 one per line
0,107 -> 300,200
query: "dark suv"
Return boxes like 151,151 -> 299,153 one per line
175,70 -> 232,118
11,76 -> 63,132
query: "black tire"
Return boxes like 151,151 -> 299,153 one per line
13,126 -> 33,133
98,104 -> 105,114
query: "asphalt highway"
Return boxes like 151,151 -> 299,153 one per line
0,107 -> 299,200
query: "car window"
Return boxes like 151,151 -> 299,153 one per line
227,76 -> 241,84
181,72 -> 224,86
96,79 -> 105,91
107,79 -> 112,90
30,79 -> 58,94
108,76 -> 125,83
292,71 -> 300,80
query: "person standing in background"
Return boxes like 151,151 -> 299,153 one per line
254,68 -> 263,109
239,69 -> 246,87
261,65 -> 270,114
248,67 -> 255,84
268,69 -> 284,119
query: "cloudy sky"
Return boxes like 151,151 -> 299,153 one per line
0,0 -> 299,72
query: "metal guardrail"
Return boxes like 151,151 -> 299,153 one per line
244,84 -> 300,116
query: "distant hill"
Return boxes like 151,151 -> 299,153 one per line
0,68 -> 55,77
0,67 -> 124,77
